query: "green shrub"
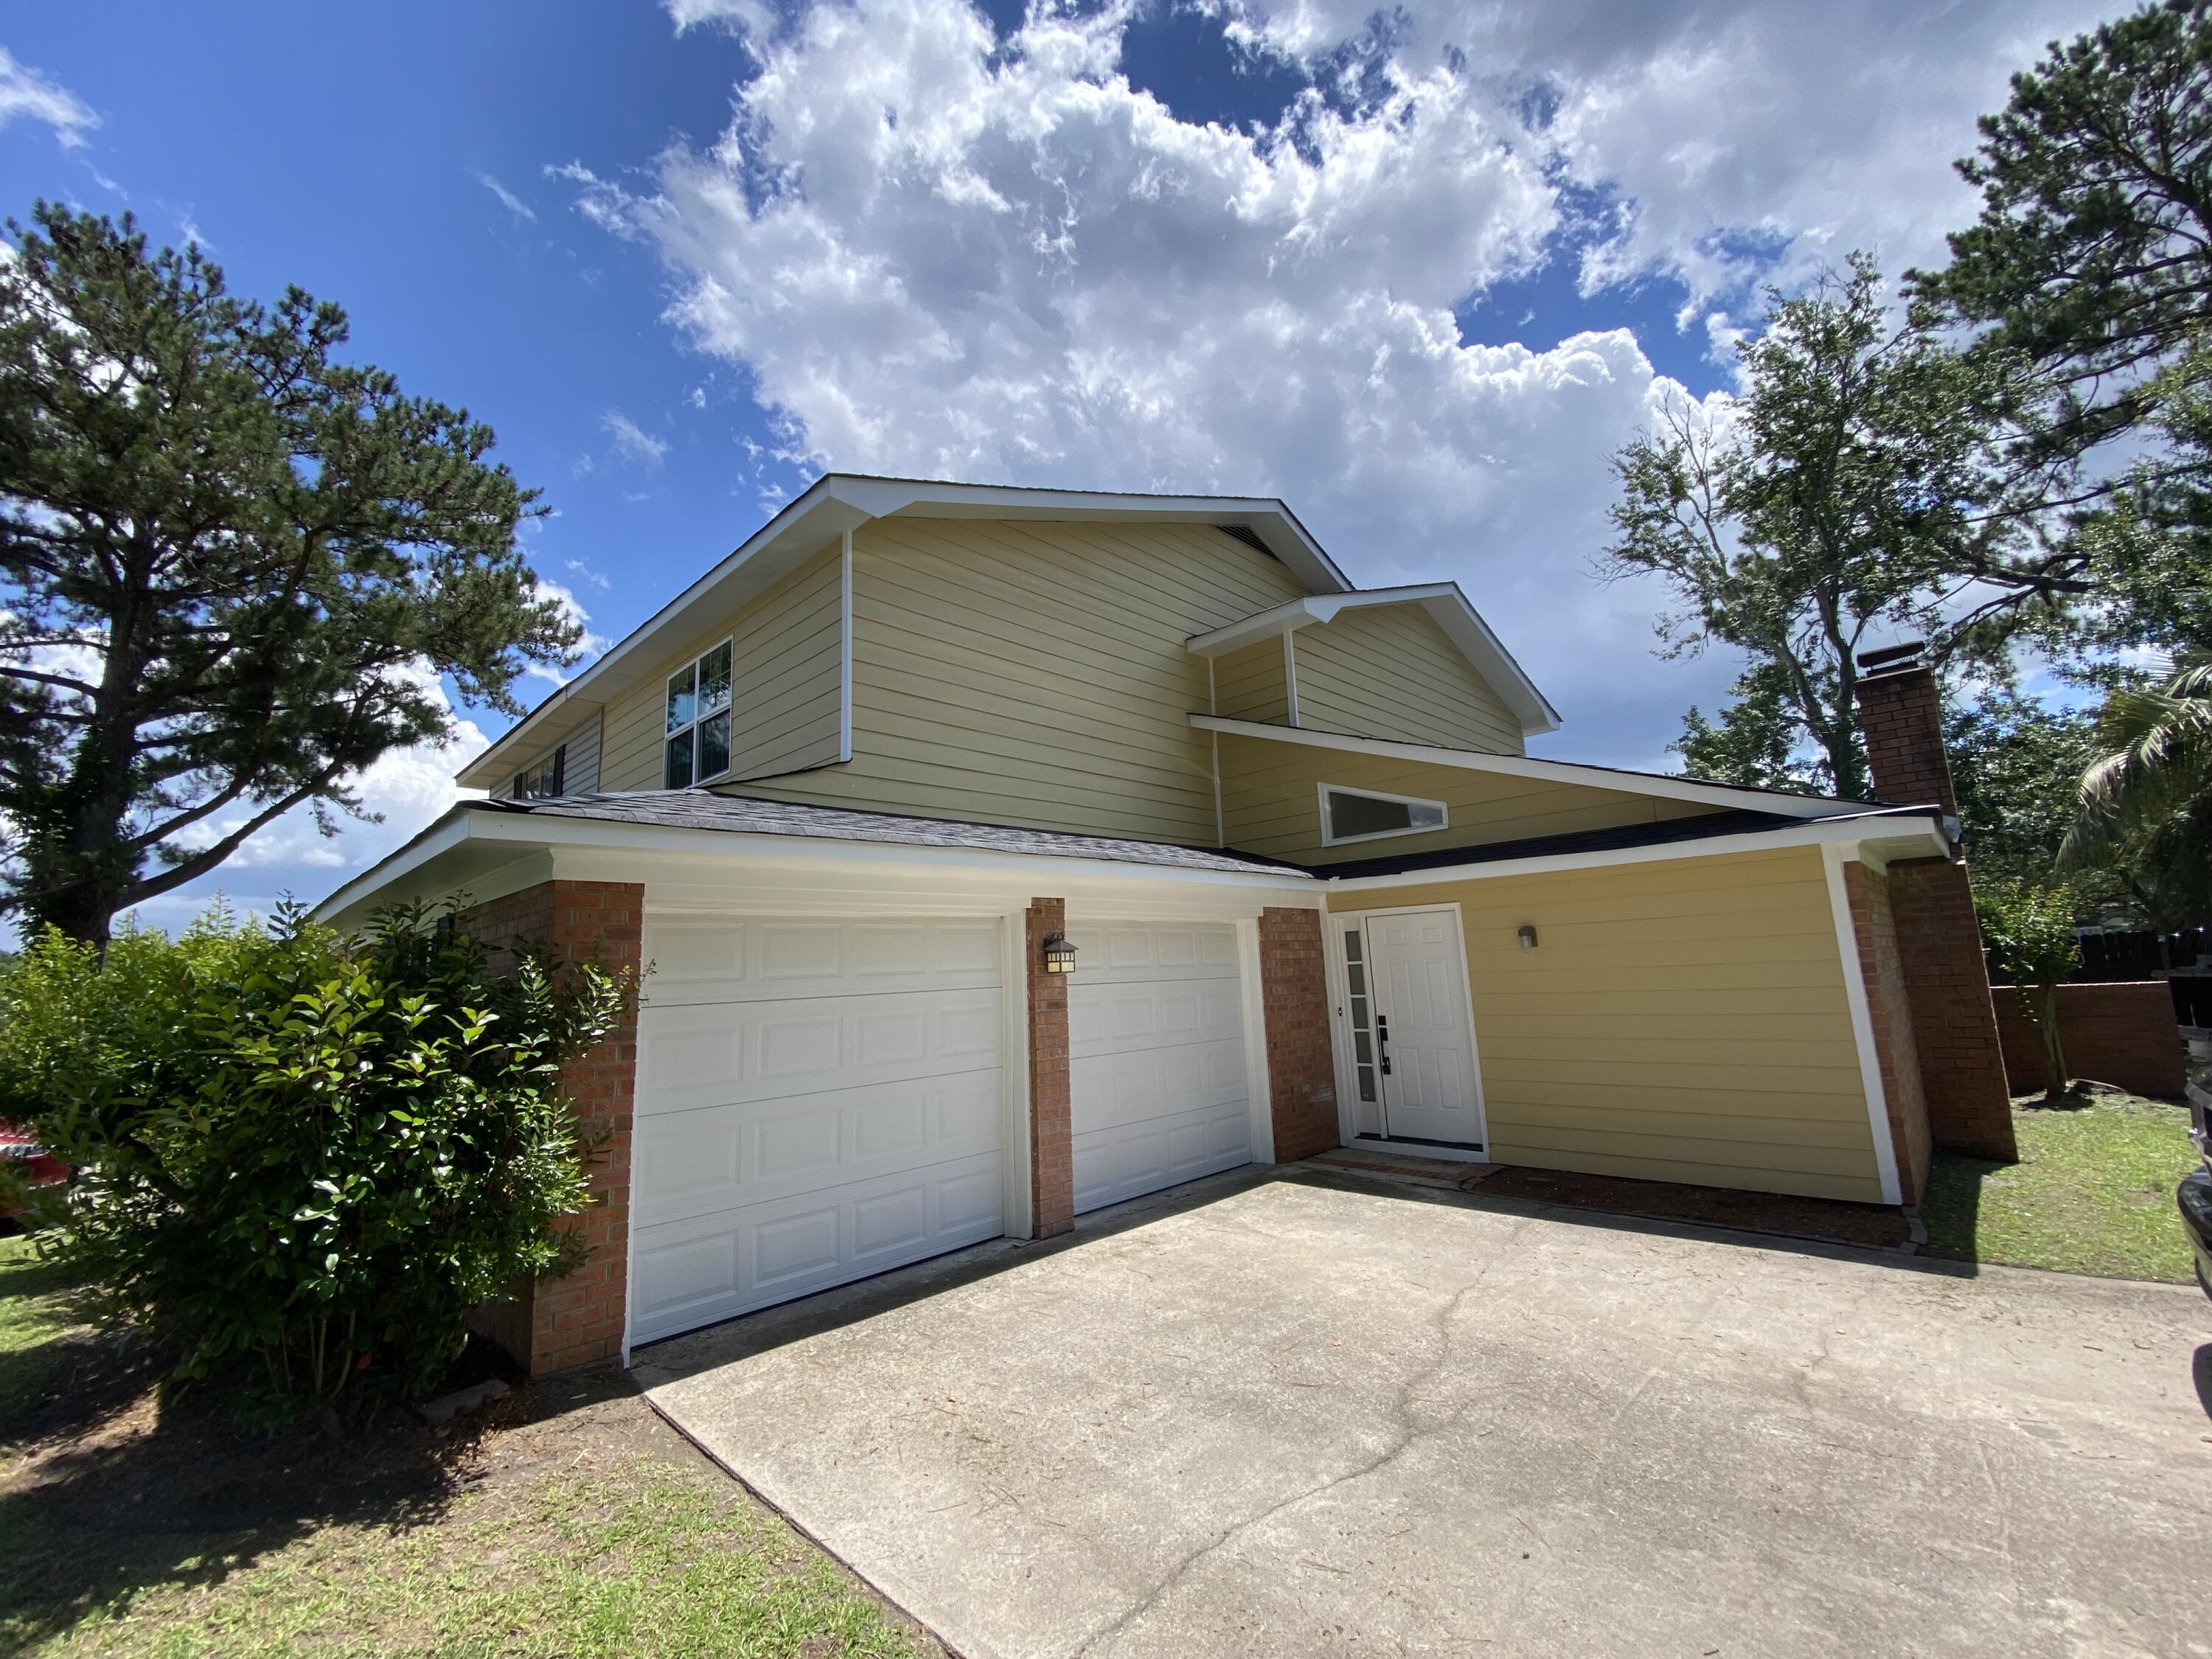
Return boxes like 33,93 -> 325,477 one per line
0,901 -> 630,1418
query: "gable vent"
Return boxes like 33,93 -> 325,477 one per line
1217,523 -> 1276,559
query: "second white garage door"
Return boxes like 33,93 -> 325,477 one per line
627,916 -> 1006,1346
1069,922 -> 1256,1214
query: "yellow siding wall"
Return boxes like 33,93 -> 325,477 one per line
1329,846 -> 1882,1203
742,518 -> 1310,841
600,546 -> 843,791
1293,605 -> 1525,753
1221,734 -> 1719,866
1214,638 -> 1288,725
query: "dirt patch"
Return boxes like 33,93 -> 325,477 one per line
1472,1164 -> 1912,1250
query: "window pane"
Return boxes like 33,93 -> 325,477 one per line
1356,1066 -> 1377,1104
1346,964 -> 1366,997
1407,801 -> 1445,830
1328,790 -> 1415,839
698,642 -> 732,717
1350,995 -> 1368,1029
664,730 -> 694,789
1353,1031 -> 1373,1065
698,709 -> 730,779
666,664 -> 697,734
1343,930 -> 1362,961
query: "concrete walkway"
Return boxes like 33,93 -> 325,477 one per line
635,1165 -> 2212,1659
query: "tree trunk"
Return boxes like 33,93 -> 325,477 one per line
2035,978 -> 2070,1099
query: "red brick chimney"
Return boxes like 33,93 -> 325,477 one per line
1854,643 -> 2017,1162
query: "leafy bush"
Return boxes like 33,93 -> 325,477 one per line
1974,879 -> 2081,1099
0,902 -> 630,1418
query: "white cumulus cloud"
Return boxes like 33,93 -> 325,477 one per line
601,408 -> 671,467
575,0 -> 2111,765
0,46 -> 96,149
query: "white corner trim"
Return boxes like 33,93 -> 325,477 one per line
1315,780 -> 1450,847
838,528 -> 855,763
1822,844 -> 1905,1207
1195,714 -> 1866,821
1324,813 -> 1951,893
1234,917 -> 1276,1165
1001,906 -> 1035,1239
1282,631 -> 1300,726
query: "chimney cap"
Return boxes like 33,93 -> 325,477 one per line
1856,640 -> 1926,672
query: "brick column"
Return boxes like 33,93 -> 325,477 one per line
462,879 -> 644,1374
1258,907 -> 1340,1163
1856,648 -> 2017,1161
1025,899 -> 1074,1238
1841,860 -> 1932,1204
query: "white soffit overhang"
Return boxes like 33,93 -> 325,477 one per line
1185,584 -> 1562,738
459,473 -> 1352,788
1193,714 -> 1871,821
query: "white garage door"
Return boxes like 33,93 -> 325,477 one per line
1070,922 -> 1254,1214
628,916 -> 1006,1346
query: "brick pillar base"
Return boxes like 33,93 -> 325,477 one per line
1259,908 -> 1340,1162
1842,861 -> 1932,1204
1888,858 -> 2017,1161
1026,899 -> 1074,1238
461,879 -> 644,1375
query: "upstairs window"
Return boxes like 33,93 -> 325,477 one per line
512,745 -> 567,800
1319,784 -> 1447,846
665,640 -> 733,788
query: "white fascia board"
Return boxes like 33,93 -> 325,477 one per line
464,474 -> 1351,788
1194,714 -> 1868,821
1184,583 -> 1559,737
1323,813 -> 1952,894
313,803 -> 1319,924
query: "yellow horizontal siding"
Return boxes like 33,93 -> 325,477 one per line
1215,639 -> 1288,724
1329,845 -> 1882,1203
1220,735 -> 1722,865
745,518 -> 1309,841
1292,605 -> 1524,754
600,544 -> 844,791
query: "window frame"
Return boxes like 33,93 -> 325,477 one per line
1315,781 -> 1450,847
511,743 -> 566,801
664,637 -> 736,790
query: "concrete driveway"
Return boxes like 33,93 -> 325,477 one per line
635,1164 -> 2212,1659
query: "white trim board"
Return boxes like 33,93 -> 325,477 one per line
1196,714 -> 1874,821
1325,813 -> 1952,893
1821,844 -> 1905,1206
1186,583 -> 1559,737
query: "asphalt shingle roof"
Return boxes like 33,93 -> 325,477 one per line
476,790 -> 1312,877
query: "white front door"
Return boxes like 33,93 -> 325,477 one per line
1363,908 -> 1485,1147
1068,922 -> 1253,1213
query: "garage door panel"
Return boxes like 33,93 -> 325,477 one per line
630,1149 -> 1003,1343
644,917 -> 1001,1007
1072,979 -> 1243,1057
630,914 -> 1006,1346
639,987 -> 1001,1113
1069,922 -> 1254,1215
1077,923 -> 1241,984
635,1066 -> 1002,1229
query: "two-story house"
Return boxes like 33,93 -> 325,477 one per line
316,475 -> 2014,1374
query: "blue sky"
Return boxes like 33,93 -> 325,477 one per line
0,0 -> 2115,930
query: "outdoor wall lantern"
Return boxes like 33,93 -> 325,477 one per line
1517,925 -> 1539,950
1042,933 -> 1078,974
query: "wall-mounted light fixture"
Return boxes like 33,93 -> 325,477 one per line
1517,925 -> 1539,951
1042,932 -> 1078,974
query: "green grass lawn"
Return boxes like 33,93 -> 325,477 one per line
1920,1089 -> 2199,1283
0,1231 -> 942,1659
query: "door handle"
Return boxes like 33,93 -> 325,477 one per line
1377,1014 -> 1392,1075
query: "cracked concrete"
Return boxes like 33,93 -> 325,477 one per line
636,1166 -> 2212,1659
